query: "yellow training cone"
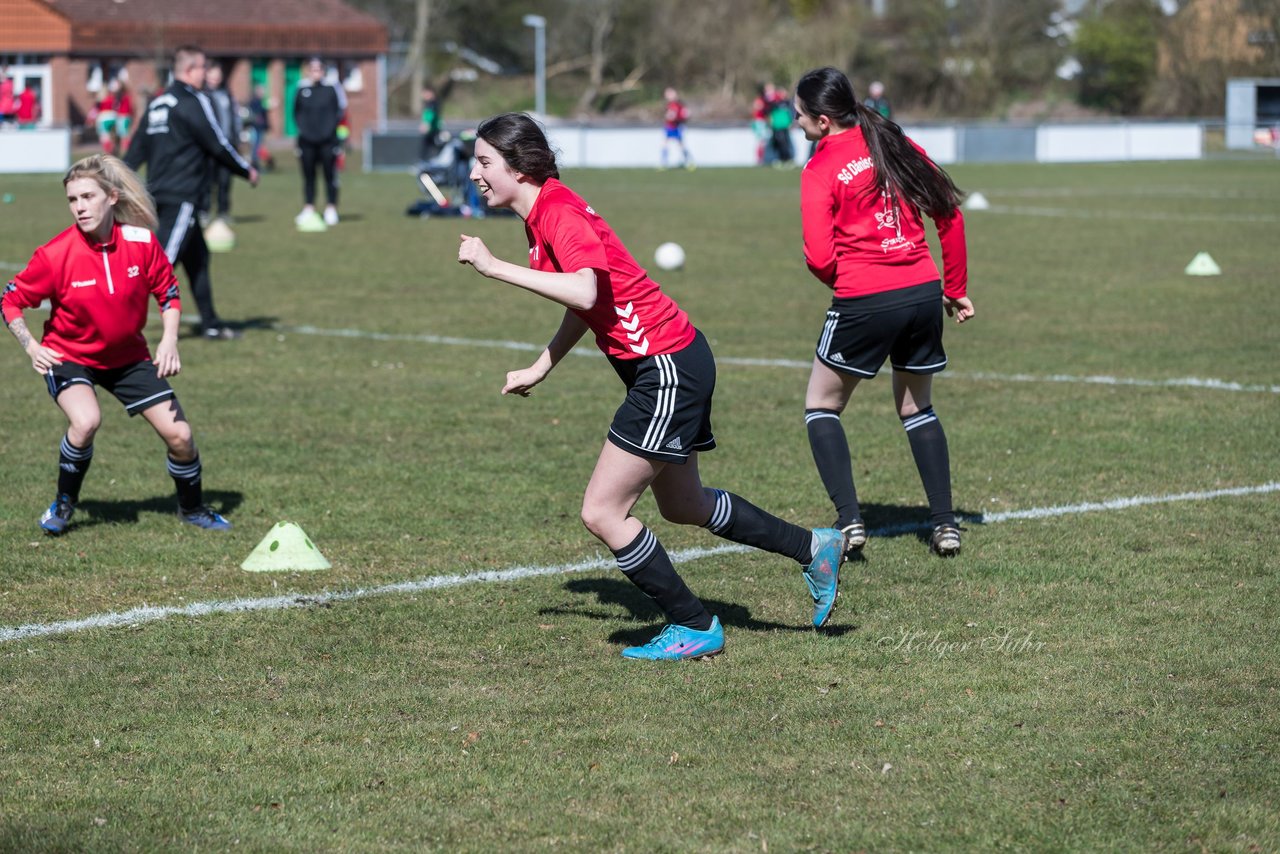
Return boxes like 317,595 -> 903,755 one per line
241,522 -> 332,572
1184,252 -> 1221,276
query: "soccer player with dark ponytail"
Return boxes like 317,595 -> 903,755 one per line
3,154 -> 232,535
457,112 -> 847,659
793,67 -> 975,557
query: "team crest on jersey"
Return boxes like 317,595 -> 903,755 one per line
121,226 -> 152,243
874,209 -> 898,230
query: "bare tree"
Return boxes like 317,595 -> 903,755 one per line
573,0 -> 646,115
405,0 -> 433,110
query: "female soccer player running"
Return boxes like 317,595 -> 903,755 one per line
793,67 -> 975,557
457,113 -> 845,660
2,154 -> 232,534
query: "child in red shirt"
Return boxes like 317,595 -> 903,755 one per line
660,87 -> 693,170
16,85 -> 41,128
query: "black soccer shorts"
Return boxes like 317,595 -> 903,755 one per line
815,280 -> 948,378
605,329 -> 718,464
45,359 -> 176,416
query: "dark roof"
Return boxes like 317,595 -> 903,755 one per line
38,0 -> 388,57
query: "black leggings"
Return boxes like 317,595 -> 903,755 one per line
157,200 -> 219,327
298,139 -> 339,207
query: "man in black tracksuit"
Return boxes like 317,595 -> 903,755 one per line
125,45 -> 258,340
293,57 -> 347,227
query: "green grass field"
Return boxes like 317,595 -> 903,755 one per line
1,155 -> 1277,852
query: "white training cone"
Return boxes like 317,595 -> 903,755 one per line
963,191 -> 990,211
241,522 -> 332,572
1184,252 -> 1221,276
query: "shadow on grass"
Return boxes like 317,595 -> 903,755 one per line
548,566 -> 864,646
857,501 -> 983,547
179,316 -> 280,339
71,489 -> 244,531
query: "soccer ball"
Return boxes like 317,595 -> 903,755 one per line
654,242 -> 685,271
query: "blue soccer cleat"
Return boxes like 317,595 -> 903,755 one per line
178,505 -> 233,531
39,495 -> 76,535
803,527 -> 846,628
621,616 -> 724,661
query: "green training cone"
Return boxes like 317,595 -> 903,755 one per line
1184,251 -> 1221,276
241,522 -> 332,572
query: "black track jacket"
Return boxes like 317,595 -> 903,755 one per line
293,79 -> 347,145
125,81 -> 251,205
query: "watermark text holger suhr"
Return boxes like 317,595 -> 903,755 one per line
877,627 -> 1047,660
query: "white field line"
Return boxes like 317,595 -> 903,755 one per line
980,204 -> 1280,225
3,481 -> 1277,645
995,187 -> 1277,201
282,324 -> 1280,395
6,272 -> 1277,396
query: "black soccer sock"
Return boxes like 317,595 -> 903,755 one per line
168,454 -> 204,512
614,527 -> 712,631
57,434 -> 94,503
902,407 -> 956,527
806,408 -> 861,527
702,489 -> 812,565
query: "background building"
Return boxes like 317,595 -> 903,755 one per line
0,0 -> 387,143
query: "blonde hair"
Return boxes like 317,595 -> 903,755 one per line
63,154 -> 158,231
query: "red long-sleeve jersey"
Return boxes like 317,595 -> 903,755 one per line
801,128 -> 967,300
2,222 -> 180,369
525,178 -> 695,359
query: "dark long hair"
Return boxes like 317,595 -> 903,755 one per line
795,67 -> 961,219
475,112 -> 559,182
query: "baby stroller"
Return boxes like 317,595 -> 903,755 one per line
407,130 -> 490,218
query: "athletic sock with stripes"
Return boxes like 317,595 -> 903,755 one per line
805,408 -> 861,527
168,454 -> 204,512
613,527 -> 712,630
57,434 -> 94,503
901,406 -> 956,527
702,489 -> 812,565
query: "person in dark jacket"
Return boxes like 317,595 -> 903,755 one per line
202,61 -> 241,223
124,45 -> 258,340
293,57 -> 346,229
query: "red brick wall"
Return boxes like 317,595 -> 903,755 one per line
343,59 -> 380,145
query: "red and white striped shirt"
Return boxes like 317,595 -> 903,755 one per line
801,127 -> 967,300
3,222 -> 180,369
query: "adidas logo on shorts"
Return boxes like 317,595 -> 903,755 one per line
664,436 -> 683,450
828,353 -> 846,363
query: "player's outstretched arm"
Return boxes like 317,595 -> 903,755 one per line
458,234 -> 597,311
502,309 -> 589,397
